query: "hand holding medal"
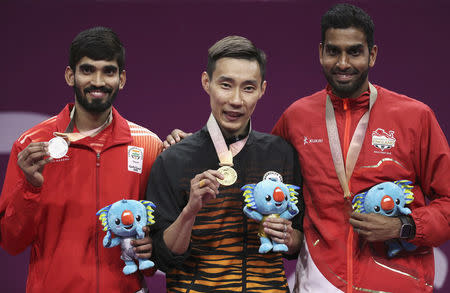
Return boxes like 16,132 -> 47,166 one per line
187,170 -> 224,216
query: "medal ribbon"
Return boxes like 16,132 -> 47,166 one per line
325,83 -> 377,293
54,107 -> 112,142
325,83 -> 377,199
206,113 -> 248,166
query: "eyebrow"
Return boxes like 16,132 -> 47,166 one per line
217,76 -> 258,86
79,64 -> 95,70
78,63 -> 118,72
325,43 -> 364,51
103,65 -> 118,72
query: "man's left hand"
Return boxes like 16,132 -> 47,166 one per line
132,226 -> 152,259
263,217 -> 302,255
349,212 -> 401,242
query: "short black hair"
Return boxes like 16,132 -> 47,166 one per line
206,35 -> 266,83
69,27 -> 125,72
321,3 -> 374,50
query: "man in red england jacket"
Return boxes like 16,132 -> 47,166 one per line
272,4 -> 450,293
0,27 -> 162,292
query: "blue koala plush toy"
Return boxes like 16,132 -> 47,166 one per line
241,176 -> 300,254
352,180 -> 417,258
96,199 -> 156,275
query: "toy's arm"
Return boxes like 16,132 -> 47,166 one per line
103,231 -> 121,248
136,225 -> 145,239
243,206 -> 263,221
280,204 -> 299,220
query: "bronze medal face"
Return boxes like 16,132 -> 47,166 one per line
217,166 -> 237,186
48,136 -> 68,159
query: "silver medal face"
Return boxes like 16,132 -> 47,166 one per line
48,137 -> 68,159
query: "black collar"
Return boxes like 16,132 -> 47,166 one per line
225,134 -> 248,146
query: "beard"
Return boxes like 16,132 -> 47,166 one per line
323,66 -> 369,98
74,81 -> 119,113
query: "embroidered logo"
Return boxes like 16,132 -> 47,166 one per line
128,146 -> 144,174
372,128 -> 396,151
303,136 -> 324,145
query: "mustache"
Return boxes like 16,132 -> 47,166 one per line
84,86 -> 113,94
331,68 -> 359,75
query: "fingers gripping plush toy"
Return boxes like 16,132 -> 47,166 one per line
241,175 -> 300,254
352,180 -> 417,258
96,199 -> 156,275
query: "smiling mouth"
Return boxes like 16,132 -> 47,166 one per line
385,210 -> 393,215
124,225 -> 133,230
275,203 -> 282,207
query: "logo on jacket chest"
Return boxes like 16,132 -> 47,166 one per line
128,146 -> 144,174
371,128 -> 396,153
303,136 -> 324,145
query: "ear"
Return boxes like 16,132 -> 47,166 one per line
201,71 -> 210,94
319,43 -> 324,67
119,70 -> 126,90
65,66 -> 75,87
369,45 -> 378,68
259,80 -> 267,98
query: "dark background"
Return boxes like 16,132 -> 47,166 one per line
1,0 -> 449,292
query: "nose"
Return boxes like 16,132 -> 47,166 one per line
91,72 -> 106,87
121,210 -> 134,225
381,195 -> 395,211
229,89 -> 243,107
336,53 -> 350,70
273,187 -> 285,202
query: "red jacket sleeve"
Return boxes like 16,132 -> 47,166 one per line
410,108 -> 450,247
0,141 -> 42,255
272,113 -> 289,140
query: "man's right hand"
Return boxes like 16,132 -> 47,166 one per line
17,142 -> 52,187
184,170 -> 224,217
163,129 -> 192,150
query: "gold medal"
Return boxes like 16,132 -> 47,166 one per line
217,166 -> 237,186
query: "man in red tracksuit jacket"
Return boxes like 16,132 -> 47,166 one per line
272,4 -> 450,293
0,27 -> 162,292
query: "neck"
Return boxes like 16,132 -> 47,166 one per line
73,102 -> 111,133
220,121 -> 250,139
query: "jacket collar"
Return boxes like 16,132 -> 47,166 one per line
54,103 -> 132,147
326,84 -> 371,111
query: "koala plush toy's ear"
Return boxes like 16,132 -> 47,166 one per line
139,200 -> 157,225
96,204 -> 113,232
394,180 -> 414,204
241,184 -> 257,210
352,191 -> 368,213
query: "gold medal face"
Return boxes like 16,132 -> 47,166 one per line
217,166 -> 237,186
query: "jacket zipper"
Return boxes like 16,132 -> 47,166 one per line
95,152 -> 101,293
343,98 -> 354,293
